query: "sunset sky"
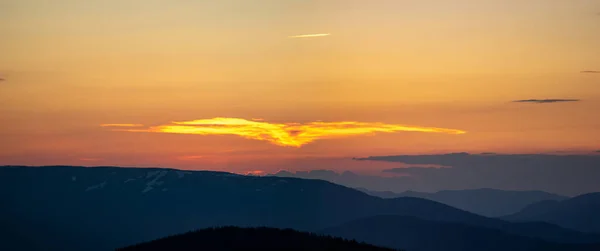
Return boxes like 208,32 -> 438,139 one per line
1,0 -> 599,173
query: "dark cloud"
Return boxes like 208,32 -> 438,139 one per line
581,71 -> 600,74
352,153 -> 600,196
512,99 -> 580,104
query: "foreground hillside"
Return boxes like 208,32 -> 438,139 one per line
118,227 -> 401,251
1,166 -> 598,251
324,215 -> 600,251
504,193 -> 600,233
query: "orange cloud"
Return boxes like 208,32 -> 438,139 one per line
105,118 -> 466,147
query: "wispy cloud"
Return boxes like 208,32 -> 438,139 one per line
289,33 -> 330,38
581,70 -> 600,74
104,117 -> 466,147
512,99 -> 580,104
100,123 -> 144,127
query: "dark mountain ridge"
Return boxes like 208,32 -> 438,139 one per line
1,166 -> 598,251
323,215 -> 600,251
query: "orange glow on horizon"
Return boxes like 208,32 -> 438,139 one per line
245,170 -> 266,176
177,155 -> 204,161
79,158 -> 101,162
104,117 -> 466,147
100,124 -> 144,127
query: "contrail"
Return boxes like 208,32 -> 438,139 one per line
512,99 -> 580,104
289,33 -> 330,38
104,117 -> 466,147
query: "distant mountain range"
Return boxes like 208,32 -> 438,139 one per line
358,188 -> 567,217
356,153 -> 600,196
1,166 -> 599,251
118,226 -> 402,251
503,193 -> 600,234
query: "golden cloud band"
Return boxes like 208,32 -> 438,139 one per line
102,118 -> 465,147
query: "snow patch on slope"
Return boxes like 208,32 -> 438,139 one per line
175,171 -> 191,179
142,170 -> 168,193
85,181 -> 107,192
146,170 -> 161,179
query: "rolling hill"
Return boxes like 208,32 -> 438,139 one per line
118,226 -> 401,251
503,193 -> 600,233
359,188 -> 568,217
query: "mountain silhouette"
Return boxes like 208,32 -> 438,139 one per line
323,215 -> 600,251
358,188 -> 567,217
1,166 -> 598,251
118,226 -> 401,251
503,192 -> 600,233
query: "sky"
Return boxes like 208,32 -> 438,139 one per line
1,0 -> 599,174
